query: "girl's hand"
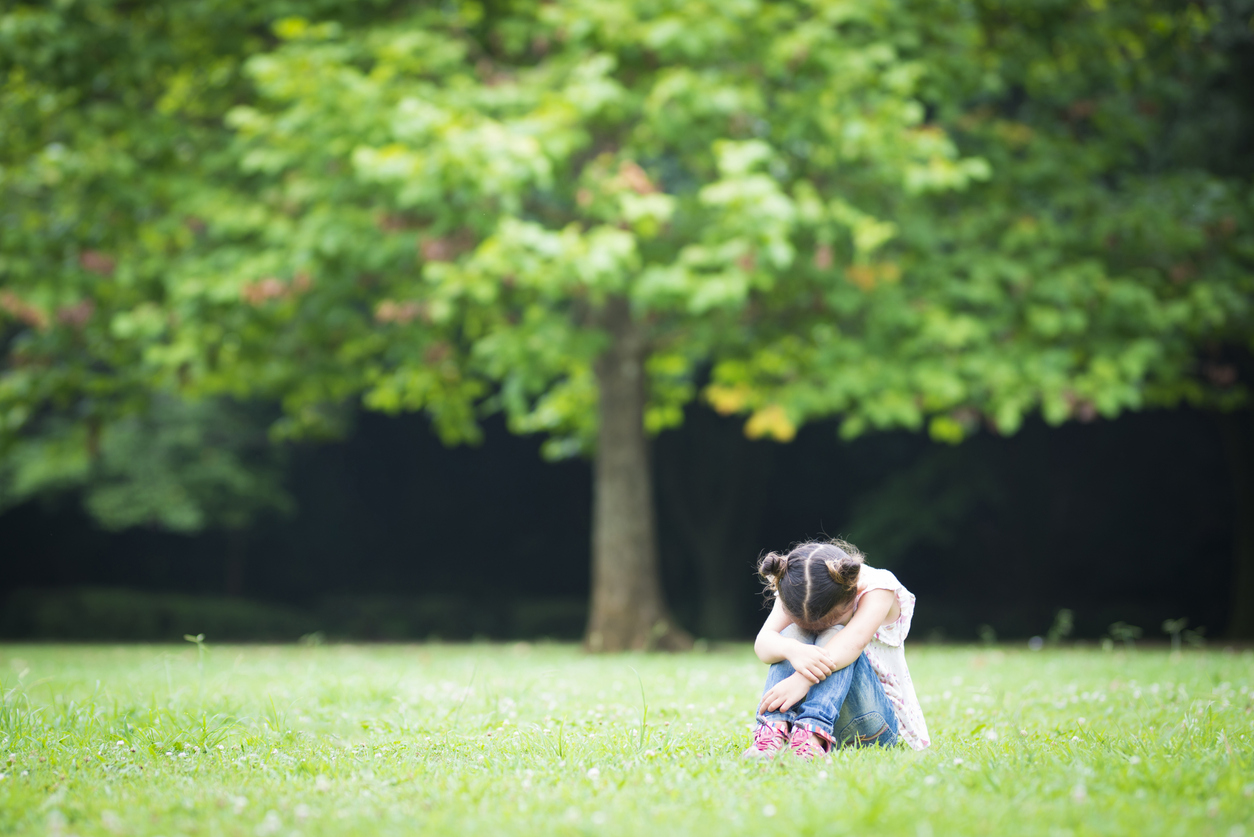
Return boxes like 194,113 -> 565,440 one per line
786,642 -> 837,684
759,673 -> 811,714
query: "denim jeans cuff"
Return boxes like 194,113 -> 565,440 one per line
793,720 -> 835,747
757,711 -> 793,728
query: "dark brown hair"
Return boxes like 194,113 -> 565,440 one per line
758,539 -> 865,629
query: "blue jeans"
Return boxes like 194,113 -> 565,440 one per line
757,624 -> 898,748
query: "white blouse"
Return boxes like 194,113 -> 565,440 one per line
849,566 -> 931,750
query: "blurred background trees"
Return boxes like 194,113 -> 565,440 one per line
2,0 -> 1251,642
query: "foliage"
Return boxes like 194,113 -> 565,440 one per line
111,0 -> 999,457
712,0 -> 1254,441
0,643 -> 1251,836
0,397 -> 291,532
0,1 -> 402,529
1047,609 -> 1075,645
1108,621 -> 1144,649
5,0 -> 1248,452
1,0 -> 258,444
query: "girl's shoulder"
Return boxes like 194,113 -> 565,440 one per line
856,565 -> 917,647
857,565 -> 904,592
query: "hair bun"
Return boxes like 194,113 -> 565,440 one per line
824,555 -> 860,590
758,552 -> 788,582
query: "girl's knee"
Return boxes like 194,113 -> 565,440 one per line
780,623 -> 816,644
814,624 -> 845,646
836,711 -> 897,748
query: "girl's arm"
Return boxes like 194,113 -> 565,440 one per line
752,598 -> 796,663
753,598 -> 837,684
819,588 -> 897,669
758,590 -> 899,714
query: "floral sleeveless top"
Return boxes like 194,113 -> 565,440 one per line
851,566 -> 931,750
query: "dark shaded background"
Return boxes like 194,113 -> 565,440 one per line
0,405 -> 1235,642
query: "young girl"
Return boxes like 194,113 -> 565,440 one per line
743,539 -> 930,759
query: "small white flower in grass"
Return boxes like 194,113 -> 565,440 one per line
116,740 -> 126,747
1129,756 -> 1141,765
644,774 -> 654,784
587,767 -> 600,780
762,804 -> 777,818
1028,637 -> 1044,651
818,770 -> 828,780
0,773 -> 6,782
1077,717 -> 1086,725
984,729 -> 999,741
1071,736 -> 1081,742
46,810 -> 67,834
1071,784 -> 1087,803
294,804 -> 310,822
257,810 -> 282,836
952,758 -> 963,767
924,775 -> 938,786
166,751 -> 174,757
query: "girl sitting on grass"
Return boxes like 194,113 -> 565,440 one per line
743,539 -> 930,759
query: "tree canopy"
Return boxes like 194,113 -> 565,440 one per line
713,0 -> 1253,442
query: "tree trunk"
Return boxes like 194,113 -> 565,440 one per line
586,297 -> 691,652
1219,410 -> 1254,638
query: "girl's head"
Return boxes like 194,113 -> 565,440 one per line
758,539 -> 865,631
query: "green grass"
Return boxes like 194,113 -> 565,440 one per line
1,642 -> 1251,836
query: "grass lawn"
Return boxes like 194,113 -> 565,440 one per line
1,642 -> 1251,836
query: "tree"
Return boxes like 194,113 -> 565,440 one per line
146,1 -> 996,650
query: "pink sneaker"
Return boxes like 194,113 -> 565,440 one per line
741,721 -> 790,759
789,725 -> 831,761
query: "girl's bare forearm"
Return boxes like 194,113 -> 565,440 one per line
753,631 -> 796,664
821,626 -> 875,670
